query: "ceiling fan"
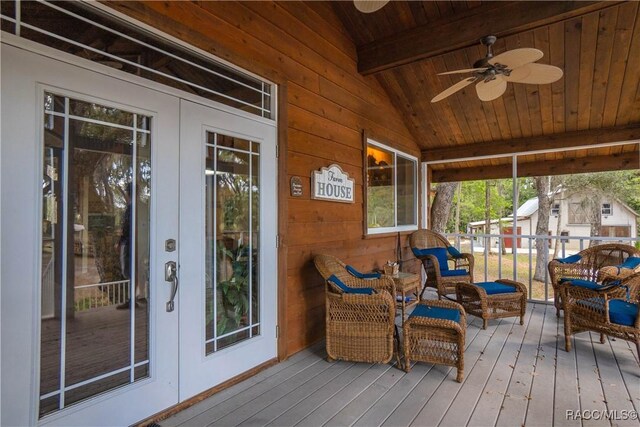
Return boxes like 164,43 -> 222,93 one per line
431,35 -> 563,103
354,0 -> 389,13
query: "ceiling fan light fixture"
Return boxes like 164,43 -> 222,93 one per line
354,0 -> 390,13
431,35 -> 563,103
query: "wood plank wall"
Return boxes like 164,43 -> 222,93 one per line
107,1 -> 421,356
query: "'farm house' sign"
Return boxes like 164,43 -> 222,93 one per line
312,164 -> 355,203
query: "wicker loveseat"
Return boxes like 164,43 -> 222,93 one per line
561,272 -> 640,358
314,254 -> 396,364
548,244 -> 640,316
410,229 -> 474,299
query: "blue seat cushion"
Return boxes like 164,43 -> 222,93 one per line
327,274 -> 374,295
576,298 -> 637,327
475,281 -> 516,295
447,246 -> 463,258
618,257 -> 640,270
560,278 -> 601,290
555,254 -> 582,264
609,299 -> 638,326
412,247 -> 449,271
410,304 -> 460,323
346,265 -> 381,279
440,269 -> 469,277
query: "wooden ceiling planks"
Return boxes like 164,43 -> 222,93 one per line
329,0 -> 638,179
589,7 -> 618,130
616,7 -> 640,126
603,2 -> 638,127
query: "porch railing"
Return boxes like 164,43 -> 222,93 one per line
443,232 -> 640,303
74,280 -> 130,311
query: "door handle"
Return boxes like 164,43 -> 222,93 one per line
165,261 -> 178,312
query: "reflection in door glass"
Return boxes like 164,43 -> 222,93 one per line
39,93 -> 151,417
205,133 -> 260,355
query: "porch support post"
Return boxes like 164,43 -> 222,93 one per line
424,163 -> 431,229
512,155 -> 518,281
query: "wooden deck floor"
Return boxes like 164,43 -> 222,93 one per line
161,303 -> 639,427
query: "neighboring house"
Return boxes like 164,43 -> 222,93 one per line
468,190 -> 638,250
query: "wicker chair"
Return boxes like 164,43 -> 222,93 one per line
314,254 -> 396,364
561,272 -> 640,358
410,229 -> 474,299
548,244 -> 640,316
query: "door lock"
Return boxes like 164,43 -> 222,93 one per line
165,261 -> 178,312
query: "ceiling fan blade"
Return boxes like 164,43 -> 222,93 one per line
505,63 -> 564,84
431,77 -> 477,103
489,48 -> 544,69
354,0 -> 389,13
475,76 -> 507,102
437,68 -> 487,75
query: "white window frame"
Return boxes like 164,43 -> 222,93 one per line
366,138 -> 418,235
602,202 -> 613,216
551,203 -> 560,216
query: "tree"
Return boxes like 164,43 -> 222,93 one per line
533,176 -> 553,281
430,182 -> 458,233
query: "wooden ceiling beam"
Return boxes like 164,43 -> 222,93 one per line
422,125 -> 640,162
358,1 -> 619,75
431,151 -> 640,183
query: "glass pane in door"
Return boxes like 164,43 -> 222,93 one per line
205,132 -> 260,355
39,93 -> 151,417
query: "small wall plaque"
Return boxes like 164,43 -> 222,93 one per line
311,164 -> 355,203
290,176 -> 303,197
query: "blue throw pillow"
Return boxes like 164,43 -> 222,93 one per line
556,254 -> 582,264
346,265 -> 381,279
475,281 -> 516,295
410,304 -> 460,323
447,246 -> 463,258
440,269 -> 468,277
412,247 -> 449,271
618,257 -> 640,270
560,278 -> 601,290
327,274 -> 374,295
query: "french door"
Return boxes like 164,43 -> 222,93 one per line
179,100 -> 277,399
1,43 -> 276,426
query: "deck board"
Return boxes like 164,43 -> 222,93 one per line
522,304 -> 557,427
495,303 -> 546,426
160,303 -> 640,427
466,305 -> 534,426
574,332 -> 609,427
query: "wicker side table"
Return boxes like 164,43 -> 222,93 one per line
455,279 -> 527,329
403,299 -> 466,382
386,272 -> 421,319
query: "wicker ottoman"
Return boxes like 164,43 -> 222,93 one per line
455,279 -> 527,329
403,300 -> 466,382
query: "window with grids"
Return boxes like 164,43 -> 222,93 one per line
0,0 -> 274,119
